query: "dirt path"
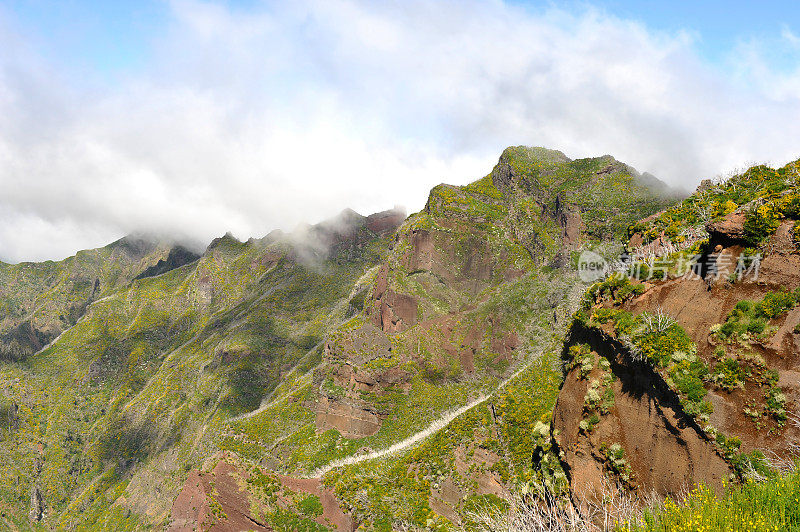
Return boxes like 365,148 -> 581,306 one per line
305,354 -> 538,478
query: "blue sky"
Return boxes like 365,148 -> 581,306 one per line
6,1 -> 800,77
3,0 -> 167,76
2,0 -> 800,261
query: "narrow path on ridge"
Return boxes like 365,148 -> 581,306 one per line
304,353 -> 539,478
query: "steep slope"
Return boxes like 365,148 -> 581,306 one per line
0,236 -> 195,362
553,159 -> 800,506
0,146 -> 679,531
0,209 -> 403,530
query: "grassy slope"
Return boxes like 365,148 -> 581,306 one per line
0,229 -> 390,529
0,236 -> 178,362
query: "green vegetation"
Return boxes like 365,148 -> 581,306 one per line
713,289 -> 800,343
710,357 -> 747,391
0,216 -> 394,527
601,442 -> 635,487
622,471 -> 800,532
581,275 -> 646,309
0,146 -> 683,529
765,386 -> 788,424
629,159 -> 800,247
579,305 -> 715,422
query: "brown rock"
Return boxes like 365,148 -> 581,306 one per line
169,459 -> 270,532
278,476 -> 356,531
315,396 -> 385,438
553,326 -> 730,505
706,211 -> 747,243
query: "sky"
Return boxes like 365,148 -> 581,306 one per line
2,1 -> 800,262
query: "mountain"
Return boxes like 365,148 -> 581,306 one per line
0,236 -> 193,363
7,146 -> 795,531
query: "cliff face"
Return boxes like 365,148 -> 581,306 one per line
552,159 -> 800,503
311,147 -> 675,447
554,322 -> 731,505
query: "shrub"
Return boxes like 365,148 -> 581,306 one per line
754,290 -> 797,320
584,381 -> 602,409
744,202 -> 783,245
297,495 -> 324,517
640,308 -> 678,334
746,319 -> 766,334
715,290 -> 799,343
601,442 -> 635,485
711,358 -> 746,391
600,386 -> 616,414
671,360 -> 709,402
765,387 -> 787,423
637,324 -> 696,367
579,413 -> 601,434
567,343 -> 595,379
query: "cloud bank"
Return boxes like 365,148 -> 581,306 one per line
2,0 -> 800,262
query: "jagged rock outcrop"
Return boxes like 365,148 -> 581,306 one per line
169,457 -> 271,531
370,265 -> 419,333
706,211 -> 747,244
170,453 -> 355,531
315,322 -> 412,437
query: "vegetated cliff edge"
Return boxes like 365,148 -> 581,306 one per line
552,159 -> 800,506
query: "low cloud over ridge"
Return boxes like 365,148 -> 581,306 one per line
2,0 -> 800,262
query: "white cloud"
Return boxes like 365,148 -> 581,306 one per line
2,0 -> 800,262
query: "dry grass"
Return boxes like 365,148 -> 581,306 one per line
463,481 -> 650,532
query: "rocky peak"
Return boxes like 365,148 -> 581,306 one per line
490,146 -> 570,195
205,232 -> 243,253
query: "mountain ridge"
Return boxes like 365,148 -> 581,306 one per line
10,146 -> 793,531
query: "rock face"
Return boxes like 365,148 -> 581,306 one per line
315,322 -> 412,437
313,147 -> 675,444
169,458 -> 271,532
366,208 -> 406,235
278,476 -> 356,532
170,454 -> 355,532
554,204 -> 800,501
553,325 -> 730,504
370,265 -> 419,333
706,210 -> 748,245
315,395 -> 385,438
